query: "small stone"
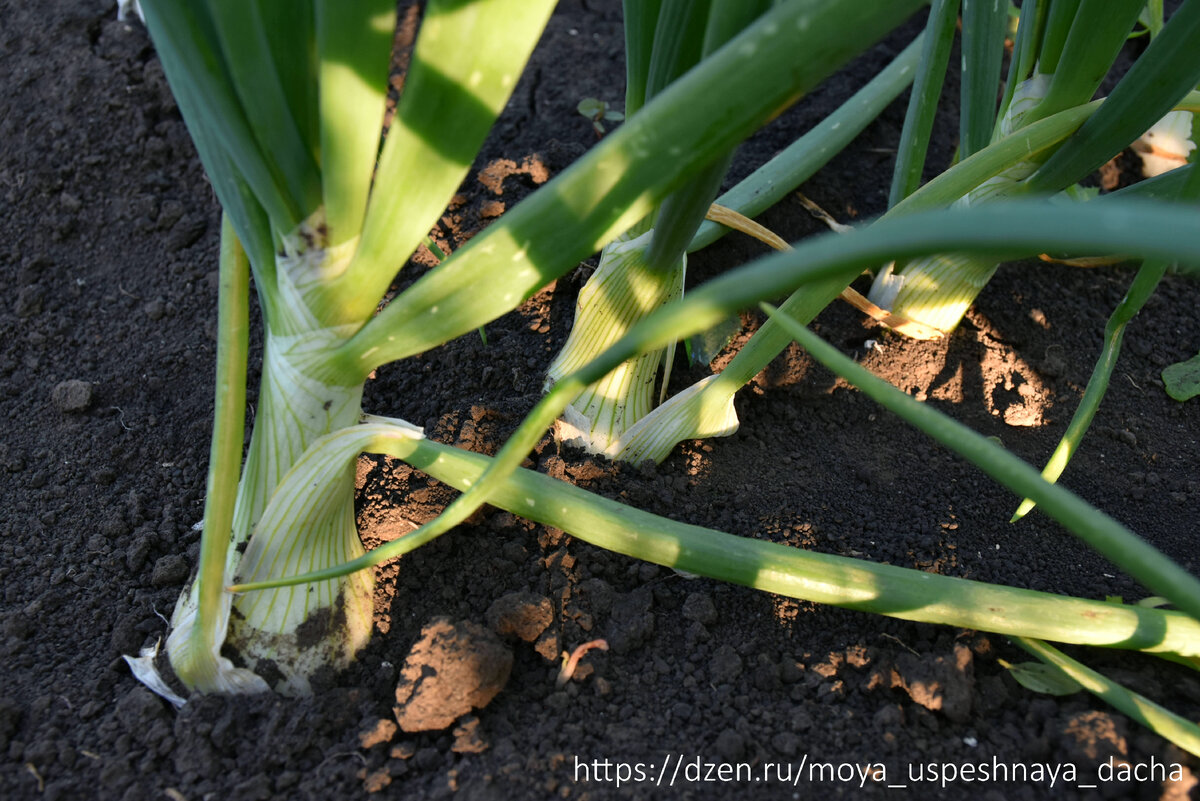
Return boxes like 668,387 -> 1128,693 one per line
486,592 -> 553,642
51,380 -> 92,413
150,554 -> 189,587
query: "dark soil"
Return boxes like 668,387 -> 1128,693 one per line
3,2 -> 1199,800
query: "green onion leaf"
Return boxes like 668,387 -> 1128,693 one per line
318,0 -> 558,325
314,0 -> 397,247
959,0 -> 1009,158
230,418 -> 1200,659
1027,0 -> 1200,193
890,0 -> 957,206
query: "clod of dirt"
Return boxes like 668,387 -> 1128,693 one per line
143,298 -> 166,320
358,718 -> 397,749
393,618 -> 512,733
451,715 -> 489,754
14,285 -> 44,317
359,768 -> 391,793
486,591 -> 553,642
51,379 -> 92,413
714,728 -> 745,761
533,629 -> 560,662
164,214 -> 207,252
710,644 -> 744,684
115,686 -> 169,736
0,697 -> 22,751
576,577 -> 614,615
681,591 -> 717,625
1058,710 -> 1129,765
892,643 -> 975,723
606,587 -> 654,654
150,553 -> 189,587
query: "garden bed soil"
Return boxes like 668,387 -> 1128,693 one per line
2,2 -> 1199,800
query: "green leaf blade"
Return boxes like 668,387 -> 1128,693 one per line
344,0 -> 927,369
622,0 -> 664,117
320,0 -> 559,324
141,0 -> 300,231
1015,637 -> 1200,757
959,0 -> 1009,158
1003,660 -> 1084,696
890,0 -> 957,206
1163,353 -> 1200,401
314,0 -> 397,246
1027,0 -> 1200,193
206,0 -> 322,219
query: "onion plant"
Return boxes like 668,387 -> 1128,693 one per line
126,0 -> 1200,757
131,0 -> 1200,756
866,0 -> 1200,336
627,0 -> 1200,478
1133,1 -> 1198,177
237,197 -> 1200,754
544,0 -> 778,459
548,2 -> 930,464
128,0 -> 927,696
559,0 -> 1200,468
